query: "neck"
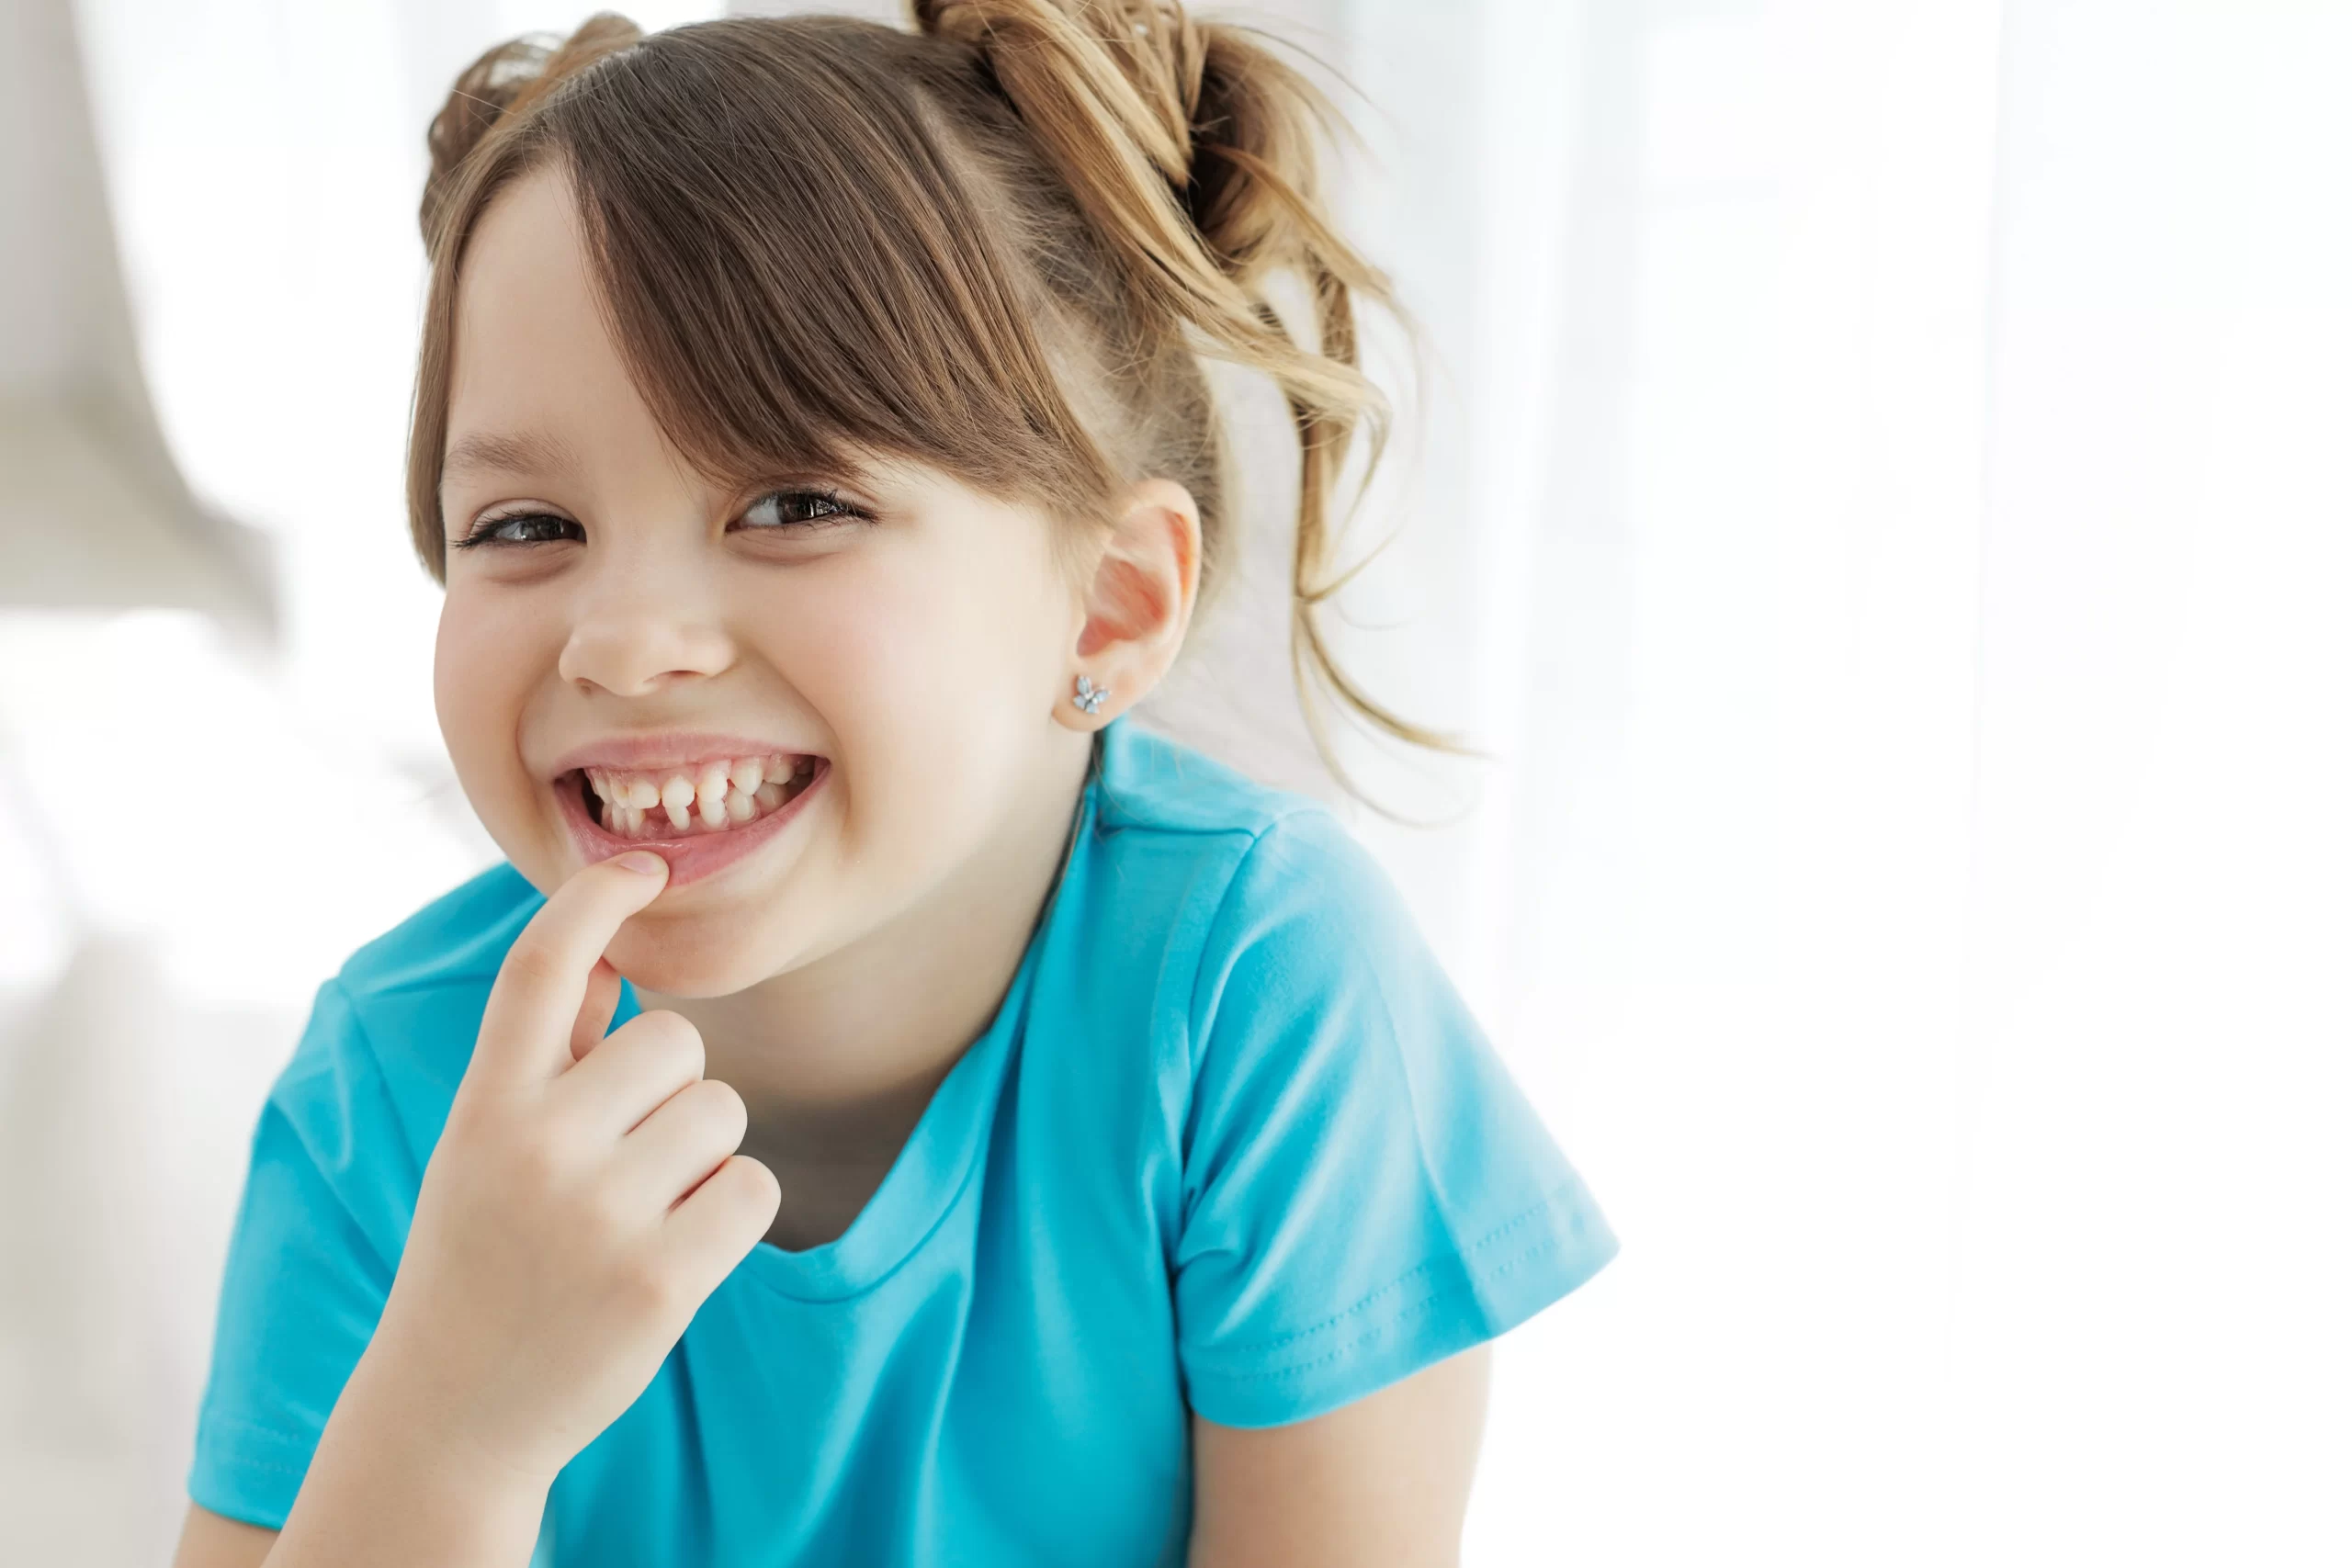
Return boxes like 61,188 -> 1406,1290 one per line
639,731 -> 1094,1171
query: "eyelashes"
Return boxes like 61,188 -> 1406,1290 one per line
737,487 -> 865,532
450,487 -> 873,551
453,511 -> 584,549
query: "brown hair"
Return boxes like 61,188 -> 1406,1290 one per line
411,2 -> 1451,773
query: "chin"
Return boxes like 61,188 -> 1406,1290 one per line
605,916 -> 798,999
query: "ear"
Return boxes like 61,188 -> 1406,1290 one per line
1057,478 -> 1201,731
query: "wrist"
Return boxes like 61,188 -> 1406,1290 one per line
270,1345 -> 553,1568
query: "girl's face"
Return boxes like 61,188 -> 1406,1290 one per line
435,168 -> 1094,995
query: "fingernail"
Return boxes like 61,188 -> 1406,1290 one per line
612,851 -> 668,877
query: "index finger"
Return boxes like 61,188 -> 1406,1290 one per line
468,851 -> 670,1090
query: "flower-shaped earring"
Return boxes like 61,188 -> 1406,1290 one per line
1072,673 -> 1109,716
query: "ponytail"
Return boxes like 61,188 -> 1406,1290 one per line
916,0 -> 1458,764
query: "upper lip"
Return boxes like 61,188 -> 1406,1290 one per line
544,732 -> 824,778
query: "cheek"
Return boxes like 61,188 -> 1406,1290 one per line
433,585 -> 550,833
766,531 -> 1068,823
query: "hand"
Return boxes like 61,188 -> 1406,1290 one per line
361,851 -> 781,1490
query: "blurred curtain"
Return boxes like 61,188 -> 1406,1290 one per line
1322,3 -> 2352,1564
0,0 -> 272,630
4,1 -> 2346,1565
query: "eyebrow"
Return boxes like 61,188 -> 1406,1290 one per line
441,430 -> 581,481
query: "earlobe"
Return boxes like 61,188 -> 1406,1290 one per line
1059,479 -> 1201,728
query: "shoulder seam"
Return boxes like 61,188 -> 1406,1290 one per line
1174,811 -> 1292,1179
1176,802 -> 1344,1107
1180,808 -> 1299,1035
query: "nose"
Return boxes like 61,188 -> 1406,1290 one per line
557,552 -> 737,698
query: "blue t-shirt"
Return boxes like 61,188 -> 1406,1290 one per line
189,719 -> 1616,1565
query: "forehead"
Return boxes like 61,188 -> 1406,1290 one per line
445,166 -> 656,488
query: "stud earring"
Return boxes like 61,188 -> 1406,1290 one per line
1072,673 -> 1109,716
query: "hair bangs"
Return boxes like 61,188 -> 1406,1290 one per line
545,19 -> 1111,512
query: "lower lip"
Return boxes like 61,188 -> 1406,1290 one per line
554,761 -> 829,889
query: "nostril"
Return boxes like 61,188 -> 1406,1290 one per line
557,620 -> 738,697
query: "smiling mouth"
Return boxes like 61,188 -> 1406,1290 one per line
566,752 -> 822,840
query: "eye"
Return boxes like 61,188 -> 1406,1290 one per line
454,510 -> 584,549
736,488 -> 868,533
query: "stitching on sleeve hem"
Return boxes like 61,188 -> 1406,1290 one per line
198,1409 -> 319,1458
1181,1180 -> 1585,1364
1194,1222 -> 1579,1386
195,1441 -> 311,1480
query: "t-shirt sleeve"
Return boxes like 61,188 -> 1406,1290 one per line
188,977 -> 407,1528
1171,810 -> 1618,1429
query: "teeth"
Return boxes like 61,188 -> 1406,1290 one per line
695,762 -> 729,827
582,752 -> 809,838
660,775 -> 695,830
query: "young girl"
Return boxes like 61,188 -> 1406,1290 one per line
174,6 -> 1614,1564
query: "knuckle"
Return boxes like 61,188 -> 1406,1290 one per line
708,1154 -> 780,1227
735,1155 -> 783,1216
500,935 -> 564,991
639,1010 -> 706,1075
655,1086 -> 740,1168
690,1077 -> 749,1141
